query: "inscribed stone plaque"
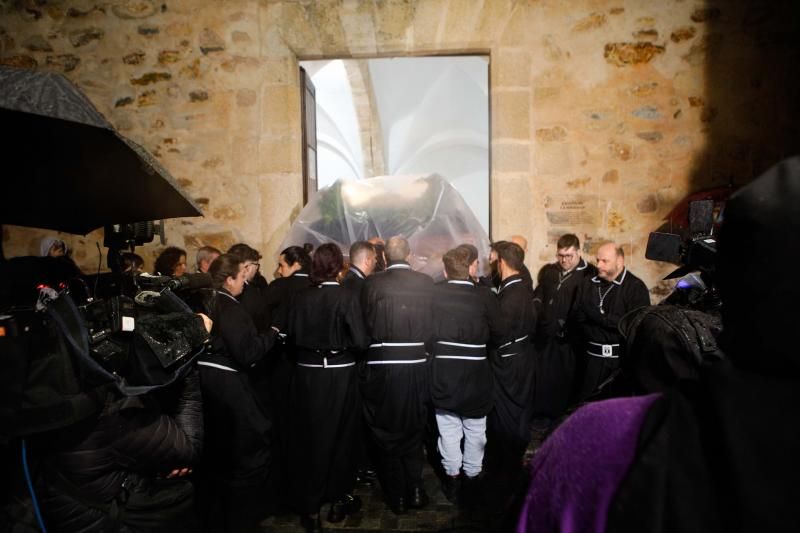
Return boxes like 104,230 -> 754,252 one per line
544,194 -> 599,226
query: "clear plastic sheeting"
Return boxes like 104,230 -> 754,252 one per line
280,175 -> 491,280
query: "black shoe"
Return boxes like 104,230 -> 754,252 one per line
327,494 -> 362,523
407,485 -> 429,509
355,468 -> 377,485
441,475 -> 461,504
388,496 -> 407,515
300,514 -> 323,533
460,474 -> 483,507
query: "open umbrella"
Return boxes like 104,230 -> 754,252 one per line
0,66 -> 201,235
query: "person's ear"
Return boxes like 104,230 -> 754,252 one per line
442,268 -> 449,280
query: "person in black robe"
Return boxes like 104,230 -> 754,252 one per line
228,243 -> 269,333
431,246 -> 507,504
341,240 -> 380,485
478,240 -> 533,291
195,253 -> 279,533
341,241 -> 377,293
285,243 -> 369,532
360,236 -> 434,514
532,233 -> 597,416
572,242 -> 650,401
484,241 -> 537,517
259,244 -> 314,507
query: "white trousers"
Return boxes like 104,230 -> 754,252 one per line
435,409 -> 487,478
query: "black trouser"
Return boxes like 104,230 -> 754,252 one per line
377,435 -> 425,504
482,431 -> 529,519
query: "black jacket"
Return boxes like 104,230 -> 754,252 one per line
572,268 -> 650,347
533,258 -> 597,341
38,371 -> 203,532
430,280 -> 507,417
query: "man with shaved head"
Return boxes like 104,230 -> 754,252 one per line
342,241 -> 377,293
361,236 -> 435,514
572,242 -> 650,401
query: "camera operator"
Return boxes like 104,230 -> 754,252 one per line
34,324 -> 212,533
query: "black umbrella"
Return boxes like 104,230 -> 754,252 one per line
0,66 -> 202,235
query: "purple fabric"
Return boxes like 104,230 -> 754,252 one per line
517,394 -> 660,533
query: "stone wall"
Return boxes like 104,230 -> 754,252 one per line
2,0 -> 798,297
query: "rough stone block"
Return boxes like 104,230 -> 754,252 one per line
494,142 -> 531,173
494,91 -> 530,140
69,27 -> 104,47
573,12 -> 606,32
259,138 -> 301,174
46,54 -> 80,72
496,49 -> 531,87
0,55 -> 37,68
604,42 -> 665,66
22,35 -> 51,52
112,1 -> 157,19
534,142 -> 570,174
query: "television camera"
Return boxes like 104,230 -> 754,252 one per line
0,225 -> 211,439
645,199 -> 719,280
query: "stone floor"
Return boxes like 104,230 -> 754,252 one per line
259,422 -> 553,533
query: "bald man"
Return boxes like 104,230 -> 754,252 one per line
572,243 -> 650,401
510,234 -> 528,252
361,236 -> 434,514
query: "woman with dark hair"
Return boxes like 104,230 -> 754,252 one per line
259,243 -> 315,506
286,243 -> 368,532
275,243 -> 314,279
154,246 -> 187,277
196,253 -> 279,532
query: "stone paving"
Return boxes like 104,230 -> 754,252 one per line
259,422 -> 553,533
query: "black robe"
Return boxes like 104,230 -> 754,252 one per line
341,265 -> 367,294
572,268 -> 650,400
286,281 -> 368,514
489,274 -> 537,447
430,280 -> 507,418
257,272 -> 313,503
264,272 -> 313,331
532,258 -> 597,416
198,289 -> 277,485
238,279 -> 269,333
360,263 -> 434,455
196,289 -> 277,531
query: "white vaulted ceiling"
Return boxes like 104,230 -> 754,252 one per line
301,56 -> 489,232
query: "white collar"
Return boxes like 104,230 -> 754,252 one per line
216,290 -> 239,303
387,263 -> 412,270
349,266 -> 365,279
499,277 -> 522,293
447,280 -> 474,286
591,268 -> 628,286
293,272 -> 309,277
319,281 -> 340,286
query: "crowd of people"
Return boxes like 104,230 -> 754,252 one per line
8,159 -> 800,533
148,231 -> 653,532
17,229 -> 657,533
